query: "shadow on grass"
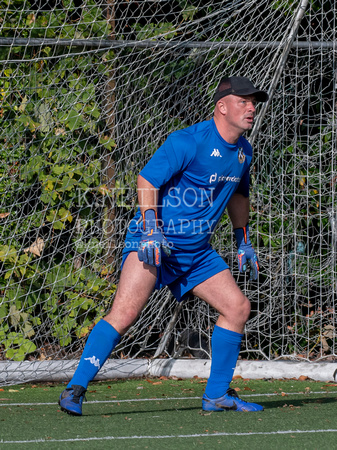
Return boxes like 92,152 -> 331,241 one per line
78,394 -> 337,416
258,394 -> 337,410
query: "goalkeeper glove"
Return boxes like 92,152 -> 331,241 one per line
138,209 -> 171,267
234,223 -> 259,280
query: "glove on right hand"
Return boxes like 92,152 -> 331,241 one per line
138,209 -> 171,267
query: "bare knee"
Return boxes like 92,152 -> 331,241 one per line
103,253 -> 156,334
104,303 -> 140,336
228,293 -> 250,325
240,295 -> 251,323
217,293 -> 251,332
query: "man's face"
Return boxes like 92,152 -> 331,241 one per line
221,94 -> 257,133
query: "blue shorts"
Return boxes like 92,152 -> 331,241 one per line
122,239 -> 229,302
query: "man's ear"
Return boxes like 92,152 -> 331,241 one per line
217,99 -> 227,115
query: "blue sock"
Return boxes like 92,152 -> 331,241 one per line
205,325 -> 243,399
67,319 -> 121,389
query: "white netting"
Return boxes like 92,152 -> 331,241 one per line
0,0 -> 336,385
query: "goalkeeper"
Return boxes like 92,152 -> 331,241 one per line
59,76 -> 268,415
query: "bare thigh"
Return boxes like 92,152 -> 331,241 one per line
191,269 -> 251,333
104,252 -> 157,335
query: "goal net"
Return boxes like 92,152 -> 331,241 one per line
0,0 -> 336,385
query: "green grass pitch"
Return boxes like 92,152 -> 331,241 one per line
1,377 -> 337,449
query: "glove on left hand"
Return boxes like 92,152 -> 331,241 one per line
234,223 -> 259,280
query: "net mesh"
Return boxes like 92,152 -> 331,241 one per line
0,0 -> 336,384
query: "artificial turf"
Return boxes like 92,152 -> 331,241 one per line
1,377 -> 337,449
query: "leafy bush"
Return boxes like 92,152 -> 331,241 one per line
0,0 -> 116,360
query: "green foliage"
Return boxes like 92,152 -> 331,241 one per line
1,0 -> 335,363
1,0 -> 208,361
0,241 -> 116,360
0,0 -> 117,360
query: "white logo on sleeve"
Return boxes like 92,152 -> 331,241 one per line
84,356 -> 101,369
211,148 -> 222,157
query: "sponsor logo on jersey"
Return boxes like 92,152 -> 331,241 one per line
209,173 -> 241,184
84,356 -> 101,369
210,148 -> 222,157
209,173 -> 217,183
238,147 -> 246,164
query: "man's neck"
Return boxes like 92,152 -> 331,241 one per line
213,116 -> 241,144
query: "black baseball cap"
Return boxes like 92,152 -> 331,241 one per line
214,76 -> 269,104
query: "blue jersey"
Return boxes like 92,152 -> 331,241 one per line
130,118 -> 252,250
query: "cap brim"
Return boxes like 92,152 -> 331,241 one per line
235,89 -> 269,102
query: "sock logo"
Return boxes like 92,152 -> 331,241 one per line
84,355 -> 101,369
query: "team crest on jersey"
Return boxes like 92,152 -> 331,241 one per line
238,147 -> 245,164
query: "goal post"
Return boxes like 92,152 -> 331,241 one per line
0,0 -> 336,385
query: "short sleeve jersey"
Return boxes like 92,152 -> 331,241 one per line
135,118 -> 252,250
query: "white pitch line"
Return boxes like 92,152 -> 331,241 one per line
0,390 -> 336,407
1,429 -> 337,444
0,396 -> 200,407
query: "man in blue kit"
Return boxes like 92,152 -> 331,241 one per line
59,76 -> 269,415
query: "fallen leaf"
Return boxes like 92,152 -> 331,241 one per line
39,352 -> 46,361
0,213 -> 10,219
232,375 -> 243,380
298,375 -> 308,381
24,237 -> 45,257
